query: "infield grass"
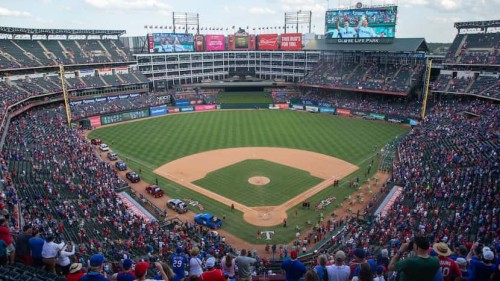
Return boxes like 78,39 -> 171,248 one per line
218,91 -> 273,103
89,110 -> 409,244
193,160 -> 323,206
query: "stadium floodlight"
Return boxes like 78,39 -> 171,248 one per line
284,11 -> 312,34
172,12 -> 200,34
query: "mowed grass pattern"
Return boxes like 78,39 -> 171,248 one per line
193,160 -> 323,206
218,92 -> 273,103
89,110 -> 409,243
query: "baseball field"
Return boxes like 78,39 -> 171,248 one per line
88,110 -> 409,244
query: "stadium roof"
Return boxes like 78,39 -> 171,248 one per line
0,26 -> 126,36
303,38 -> 429,53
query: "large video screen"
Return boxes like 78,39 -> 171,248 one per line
149,33 -> 194,53
325,6 -> 397,43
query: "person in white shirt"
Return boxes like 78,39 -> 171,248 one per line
326,250 -> 350,281
56,242 -> 76,275
41,235 -> 64,274
189,247 -> 203,278
373,265 -> 385,281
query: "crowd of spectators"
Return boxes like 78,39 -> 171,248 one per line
301,60 -> 424,94
293,89 -> 421,119
432,74 -> 499,98
0,39 -> 131,70
444,33 -> 499,65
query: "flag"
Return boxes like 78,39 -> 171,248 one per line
144,25 -> 148,29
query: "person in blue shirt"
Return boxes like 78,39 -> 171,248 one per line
170,246 -> 188,281
466,244 -> 496,281
281,250 -> 307,281
28,230 -> 45,268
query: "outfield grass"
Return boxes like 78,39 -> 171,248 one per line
89,110 -> 409,244
218,92 -> 273,104
193,160 -> 323,206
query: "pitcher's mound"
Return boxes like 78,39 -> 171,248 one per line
248,176 -> 270,186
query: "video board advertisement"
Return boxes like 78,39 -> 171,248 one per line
258,34 -> 279,50
205,35 -> 225,51
227,34 -> 256,50
280,33 -> 302,50
325,6 -> 397,43
149,33 -> 194,53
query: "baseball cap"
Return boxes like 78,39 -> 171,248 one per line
376,265 -> 384,274
176,246 -> 183,253
90,253 -> 106,267
455,258 -> 467,267
290,250 -> 298,259
135,261 -> 150,277
482,248 -> 494,261
205,257 -> 216,268
335,250 -> 346,261
381,249 -> 388,258
354,248 -> 366,259
123,259 -> 133,269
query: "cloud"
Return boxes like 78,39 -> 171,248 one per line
248,7 -> 276,15
0,6 -> 31,17
84,0 -> 171,11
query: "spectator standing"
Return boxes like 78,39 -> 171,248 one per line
326,250 -> 350,281
235,249 -> 257,281
432,242 -> 461,281
56,242 -> 76,275
15,224 -> 33,265
455,258 -> 468,279
388,237 -> 440,281
200,257 -> 226,281
116,259 -> 136,281
29,230 -> 44,268
135,261 -> 169,281
0,238 -> 7,266
374,266 -> 385,281
313,254 -> 329,281
170,246 -> 188,281
41,235 -> 63,273
66,263 -> 85,281
189,247 -> 203,278
466,243 -> 496,281
352,263 -> 374,281
350,248 -> 376,278
80,253 -> 111,281
281,250 -> 307,281
304,269 -> 320,281
0,217 -> 14,264
221,252 -> 236,281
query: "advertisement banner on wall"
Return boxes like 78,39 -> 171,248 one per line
258,34 -> 279,50
292,105 -> 304,110
280,33 -> 302,50
205,35 -> 225,51
195,105 -> 216,111
320,107 -> 336,114
150,105 -> 168,117
175,100 -> 190,106
180,106 -> 194,112
352,111 -> 367,117
369,113 -> 386,120
305,106 -> 319,112
99,68 -> 112,75
89,116 -> 101,127
337,109 -> 351,116
169,107 -> 180,113
275,103 -> 289,109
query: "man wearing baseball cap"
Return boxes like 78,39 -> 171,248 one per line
200,257 -> 225,281
466,242 -> 496,281
432,242 -> 461,281
80,253 -> 110,281
117,258 -> 136,281
135,261 -> 170,281
281,250 -> 307,281
170,246 -> 188,281
326,250 -> 350,281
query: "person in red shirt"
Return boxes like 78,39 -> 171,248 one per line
200,257 -> 226,281
66,263 -> 85,281
432,242 -> 462,281
0,217 -> 15,264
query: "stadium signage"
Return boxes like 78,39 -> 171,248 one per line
369,113 -> 385,120
180,106 -> 194,112
258,34 -> 279,50
175,100 -> 190,106
352,111 -> 367,117
332,38 -> 394,44
150,105 -> 168,117
89,116 -> 102,127
320,107 -> 335,114
337,109 -> 351,116
292,105 -> 304,110
195,105 -> 216,111
305,106 -> 319,112
280,33 -> 302,50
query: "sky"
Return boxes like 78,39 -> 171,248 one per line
0,0 -> 498,42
